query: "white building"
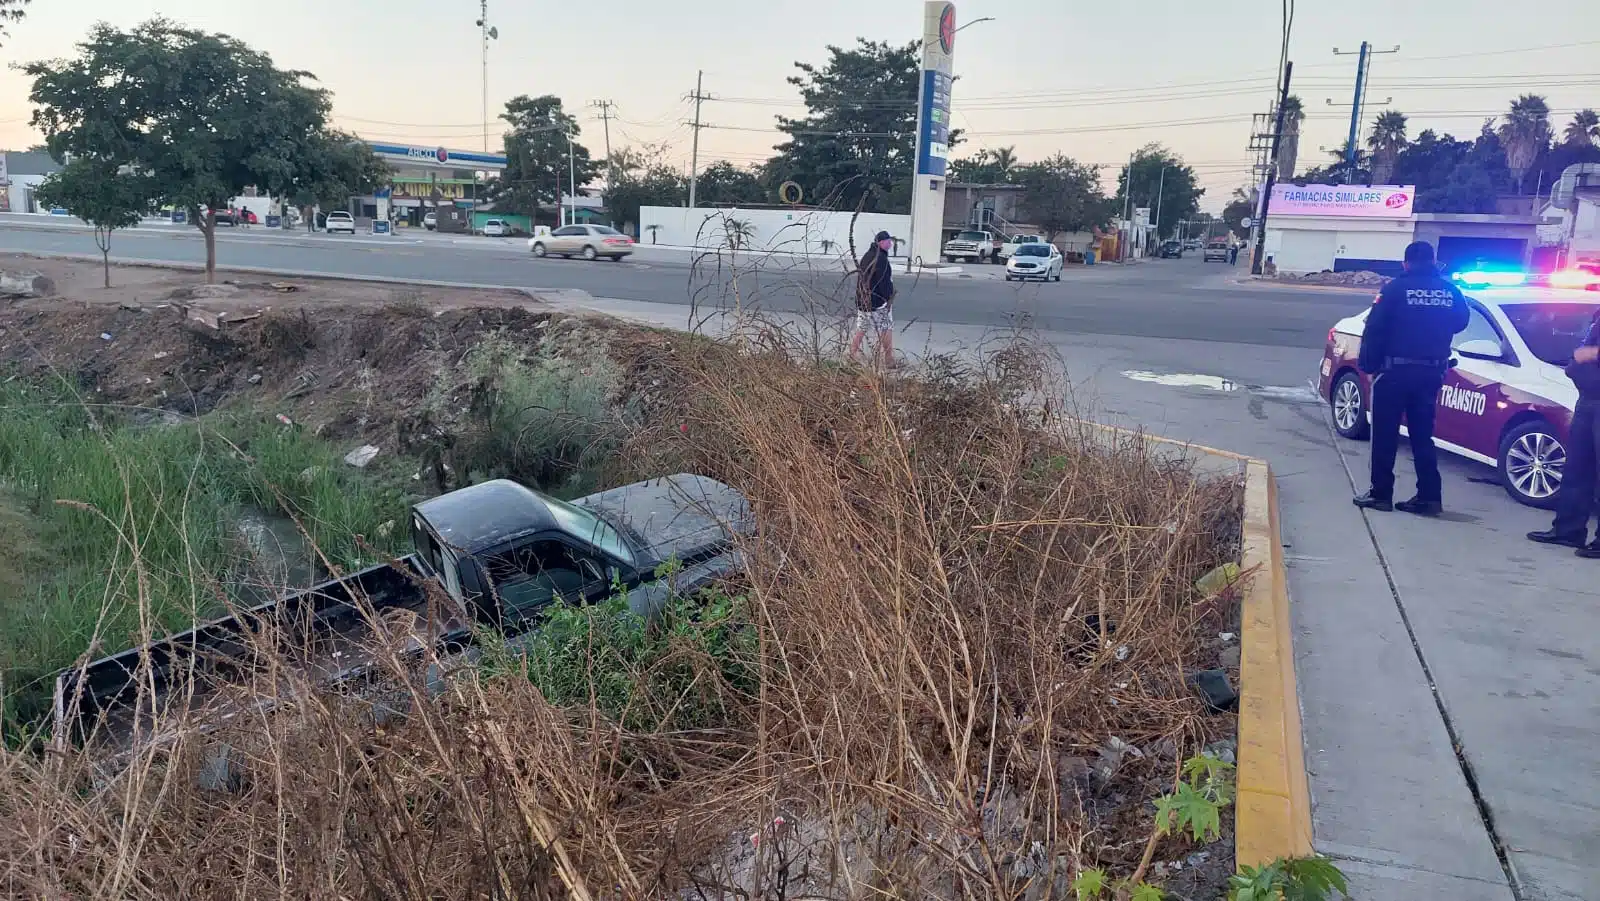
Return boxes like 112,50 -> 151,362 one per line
1262,184 -> 1416,276
1,150 -> 63,213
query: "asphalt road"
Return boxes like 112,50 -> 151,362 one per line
0,219 -> 1372,349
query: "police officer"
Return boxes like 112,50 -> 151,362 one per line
1527,305 -> 1600,557
1353,241 -> 1471,516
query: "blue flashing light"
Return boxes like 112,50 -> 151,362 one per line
1452,269 -> 1526,288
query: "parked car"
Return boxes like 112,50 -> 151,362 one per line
998,234 -> 1046,262
55,474 -> 753,746
423,211 -> 437,231
1158,240 -> 1184,259
324,211 -> 357,235
482,218 -> 511,237
528,224 -> 635,261
1202,240 -> 1230,262
1004,242 -> 1063,282
207,208 -> 236,227
943,229 -> 996,264
1319,285 -> 1600,508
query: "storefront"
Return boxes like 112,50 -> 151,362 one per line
1263,184 -> 1417,276
358,142 -> 508,227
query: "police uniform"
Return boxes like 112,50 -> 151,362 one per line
1357,265 -> 1471,509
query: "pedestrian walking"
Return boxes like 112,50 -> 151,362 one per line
849,230 -> 896,366
1353,241 -> 1471,515
1227,242 -> 1239,265
1527,306 -> 1600,557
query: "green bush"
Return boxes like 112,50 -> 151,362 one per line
438,334 -> 630,497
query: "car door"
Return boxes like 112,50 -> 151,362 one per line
1435,301 -> 1518,459
552,225 -> 583,254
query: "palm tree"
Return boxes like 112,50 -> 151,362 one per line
1366,110 -> 1409,185
1498,94 -> 1553,193
1275,95 -> 1306,179
1564,109 -> 1600,148
994,145 -> 1018,179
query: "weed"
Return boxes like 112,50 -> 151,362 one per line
0,379 -> 406,729
1229,856 -> 1351,900
434,333 -> 631,496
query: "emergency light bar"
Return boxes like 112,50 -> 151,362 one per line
1452,269 -> 1525,288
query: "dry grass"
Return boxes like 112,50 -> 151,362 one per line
0,334 -> 1242,901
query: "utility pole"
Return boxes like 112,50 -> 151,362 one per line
1153,165 -> 1168,240
1120,149 -> 1135,261
1251,61 -> 1293,276
1332,42 -> 1398,183
591,100 -> 616,188
475,1 -> 499,153
687,71 -> 708,208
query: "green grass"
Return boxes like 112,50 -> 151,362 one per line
0,380 -> 409,730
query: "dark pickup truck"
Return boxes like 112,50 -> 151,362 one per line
56,474 -> 752,744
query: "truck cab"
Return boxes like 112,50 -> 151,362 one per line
56,475 -> 751,744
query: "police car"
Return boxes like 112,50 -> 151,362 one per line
1319,271 -> 1600,508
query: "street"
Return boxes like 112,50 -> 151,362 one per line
0,215 -> 1362,348
3,217 -> 1595,900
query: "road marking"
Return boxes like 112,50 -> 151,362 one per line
1123,370 -> 1239,391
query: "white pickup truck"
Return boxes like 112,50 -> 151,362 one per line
998,234 -> 1047,262
942,229 -> 997,264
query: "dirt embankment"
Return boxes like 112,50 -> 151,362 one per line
0,253 -> 677,457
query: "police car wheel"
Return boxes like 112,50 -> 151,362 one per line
1330,372 -> 1370,440
1498,420 -> 1565,510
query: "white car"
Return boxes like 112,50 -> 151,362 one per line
423,212 -> 437,231
528,224 -> 635,261
1319,285 -> 1600,508
943,229 -> 996,264
998,234 -> 1046,262
324,211 -> 356,235
1005,242 -> 1063,282
482,218 -> 510,237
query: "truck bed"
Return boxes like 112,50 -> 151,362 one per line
54,555 -> 469,746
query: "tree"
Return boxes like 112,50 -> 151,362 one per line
1498,94 -> 1553,193
0,0 -> 27,48
1367,110 -> 1408,185
767,39 -> 920,213
1016,154 -> 1109,241
27,19 -> 350,282
604,164 -> 685,235
949,146 -> 1023,185
489,94 -> 599,221
283,131 -> 391,229
1223,186 -> 1256,239
1113,145 -> 1203,239
695,160 -> 768,205
1564,109 -> 1600,148
34,158 -> 147,288
1275,95 -> 1306,179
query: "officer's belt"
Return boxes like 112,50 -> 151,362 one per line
1387,357 -> 1448,367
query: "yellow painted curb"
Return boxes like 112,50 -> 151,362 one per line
1235,459 -> 1314,866
1062,420 -> 1314,866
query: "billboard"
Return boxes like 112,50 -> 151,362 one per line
915,2 -> 956,178
1271,184 -> 1415,218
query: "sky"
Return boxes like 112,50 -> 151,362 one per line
1,0 -> 1597,213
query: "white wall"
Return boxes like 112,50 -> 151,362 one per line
1573,197 -> 1600,262
5,174 -> 49,213
638,206 -> 910,258
1265,216 -> 1413,273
